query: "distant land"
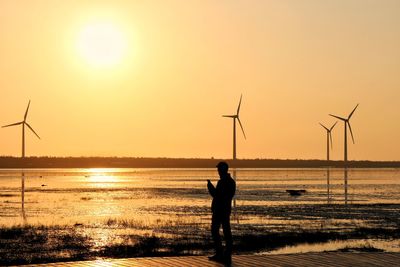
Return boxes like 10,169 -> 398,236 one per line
0,156 -> 400,168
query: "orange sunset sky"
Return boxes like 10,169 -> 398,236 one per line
1,1 -> 400,160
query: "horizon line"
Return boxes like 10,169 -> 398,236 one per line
0,155 -> 400,163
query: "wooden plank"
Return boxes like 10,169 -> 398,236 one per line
293,253 -> 340,266
162,256 -> 223,267
141,257 -> 170,267
361,253 -> 400,266
231,256 -> 256,267
12,253 -> 400,267
303,253 -> 376,267
236,255 -> 280,267
270,254 -> 301,266
160,256 -> 206,267
383,253 -> 400,264
347,253 -> 384,267
270,254 -> 313,267
339,253 -> 383,267
185,256 -> 224,267
316,253 -> 350,267
189,256 -> 228,267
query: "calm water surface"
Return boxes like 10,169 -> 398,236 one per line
1,168 -> 399,226
1,168 -> 400,253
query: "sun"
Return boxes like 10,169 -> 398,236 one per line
77,22 -> 126,67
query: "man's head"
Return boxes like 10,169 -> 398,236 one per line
216,161 -> 229,176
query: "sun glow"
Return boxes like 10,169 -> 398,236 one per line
77,22 -> 127,67
85,168 -> 119,186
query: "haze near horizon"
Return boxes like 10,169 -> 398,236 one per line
1,1 -> 400,161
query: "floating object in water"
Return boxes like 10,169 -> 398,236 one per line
286,189 -> 306,196
41,184 -> 47,187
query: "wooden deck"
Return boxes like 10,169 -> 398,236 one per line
16,253 -> 400,267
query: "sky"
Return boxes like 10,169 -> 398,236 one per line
1,0 -> 400,161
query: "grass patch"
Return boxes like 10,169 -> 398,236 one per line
2,203 -> 400,265
0,225 -> 92,265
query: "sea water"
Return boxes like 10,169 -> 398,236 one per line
1,168 -> 399,226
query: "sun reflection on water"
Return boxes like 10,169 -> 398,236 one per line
85,169 -> 119,186
87,174 -> 117,184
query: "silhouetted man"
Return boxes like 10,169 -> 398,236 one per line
207,161 -> 236,265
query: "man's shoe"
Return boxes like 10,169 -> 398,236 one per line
208,254 -> 224,262
223,254 -> 232,265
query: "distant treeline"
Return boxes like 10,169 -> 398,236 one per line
0,156 -> 400,168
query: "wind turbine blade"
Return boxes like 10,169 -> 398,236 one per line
237,118 -> 246,139
347,121 -> 355,144
25,122 -> 41,139
319,123 -> 329,131
329,132 -> 333,149
2,121 -> 23,128
222,115 -> 236,118
329,121 -> 338,131
329,114 -> 346,121
24,100 -> 31,121
236,94 -> 242,116
348,104 -> 359,120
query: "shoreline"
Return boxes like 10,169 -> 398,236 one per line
1,156 -> 400,169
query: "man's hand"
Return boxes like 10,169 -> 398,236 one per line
207,179 -> 216,197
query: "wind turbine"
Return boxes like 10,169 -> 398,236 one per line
2,100 -> 41,158
329,104 -> 358,205
223,94 -> 246,160
319,121 -> 337,161
329,104 -> 359,164
320,121 -> 337,204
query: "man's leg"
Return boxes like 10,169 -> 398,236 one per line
222,214 -> 233,263
211,213 -> 223,257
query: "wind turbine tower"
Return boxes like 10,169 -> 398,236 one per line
329,104 -> 358,204
320,121 -> 337,204
2,100 -> 41,158
223,94 -> 246,160
319,122 -> 337,161
329,104 -> 358,164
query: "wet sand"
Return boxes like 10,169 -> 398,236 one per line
1,203 -> 399,265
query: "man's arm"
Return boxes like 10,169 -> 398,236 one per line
231,181 -> 236,198
207,180 -> 216,197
